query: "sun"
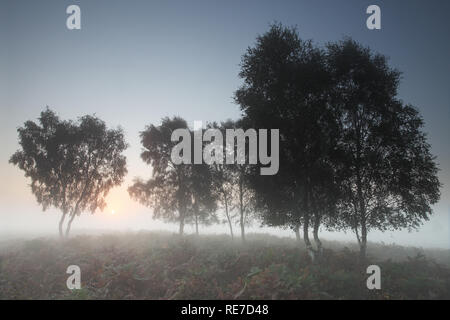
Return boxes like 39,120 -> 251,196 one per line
111,209 -> 116,215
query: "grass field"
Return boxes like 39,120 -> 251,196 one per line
0,232 -> 449,299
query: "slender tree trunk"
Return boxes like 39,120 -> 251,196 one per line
359,221 -> 367,261
303,217 -> 315,262
354,223 -> 361,246
313,214 -> 322,254
239,182 -> 245,243
224,193 -> 234,240
65,213 -> 76,238
179,218 -> 185,235
240,219 -> 245,243
59,212 -> 67,239
355,126 -> 368,262
65,168 -> 93,238
356,179 -> 368,261
303,183 -> 315,262
294,224 -> 301,243
227,216 -> 234,240
178,205 -> 186,235
195,213 -> 199,236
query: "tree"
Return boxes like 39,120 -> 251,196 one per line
209,121 -> 237,240
222,119 -> 257,243
187,162 -> 218,235
234,24 -> 340,258
10,108 -> 128,238
128,117 -> 190,235
233,162 -> 257,243
326,39 -> 441,259
211,163 -> 236,239
206,119 -> 257,242
128,117 -> 217,235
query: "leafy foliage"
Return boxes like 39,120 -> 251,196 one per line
234,24 -> 441,259
128,117 -> 217,234
9,108 -> 128,237
327,39 -> 441,257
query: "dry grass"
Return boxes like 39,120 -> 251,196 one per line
0,231 -> 449,299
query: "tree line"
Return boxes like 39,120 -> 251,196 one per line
10,24 -> 441,260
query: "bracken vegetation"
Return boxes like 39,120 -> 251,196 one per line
0,232 -> 449,300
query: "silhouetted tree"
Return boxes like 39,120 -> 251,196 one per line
293,224 -> 301,243
233,162 -> 257,243
128,117 -> 189,234
209,121 -> 237,239
212,165 -> 237,239
223,119 -> 257,243
326,39 -> 441,259
187,163 -> 218,235
207,120 -> 257,242
128,117 -> 217,235
235,24 -> 341,259
10,108 -> 128,238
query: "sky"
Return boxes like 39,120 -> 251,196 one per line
0,0 -> 449,248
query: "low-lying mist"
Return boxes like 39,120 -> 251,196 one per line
1,231 -> 449,299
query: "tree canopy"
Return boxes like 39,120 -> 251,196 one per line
235,24 -> 342,256
128,117 -> 217,235
234,24 -> 441,259
327,39 -> 441,258
10,108 -> 128,237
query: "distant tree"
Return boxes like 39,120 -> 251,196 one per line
128,117 -> 190,234
207,120 -> 258,242
212,165 -> 237,239
222,119 -> 258,243
10,108 -> 128,238
235,24 -> 340,258
233,162 -> 257,243
187,163 -> 218,235
209,121 -> 237,240
128,117 -> 217,235
326,39 -> 441,259
293,224 -> 301,243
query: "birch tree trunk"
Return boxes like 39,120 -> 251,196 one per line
65,213 -> 76,237
294,224 -> 301,243
59,212 -> 66,239
224,193 -> 234,240
313,214 -> 322,254
303,217 -> 315,262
